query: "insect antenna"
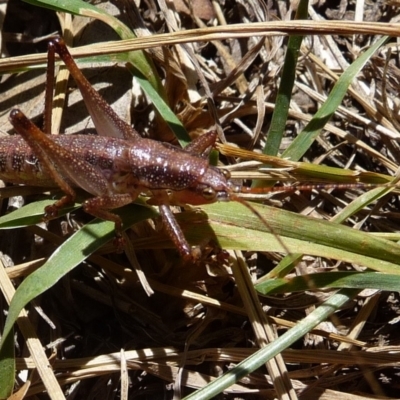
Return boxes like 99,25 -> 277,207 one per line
240,181 -> 397,196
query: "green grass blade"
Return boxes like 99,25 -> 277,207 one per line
267,184 -> 396,279
184,288 -> 359,400
128,65 -> 191,146
24,0 -> 131,36
0,200 -> 79,228
282,36 -> 388,162
0,333 -> 15,399
264,0 -> 308,156
268,31 -> 393,278
200,202 -> 400,272
256,271 -> 400,294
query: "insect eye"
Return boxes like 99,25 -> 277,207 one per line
221,169 -> 231,179
202,187 -> 216,200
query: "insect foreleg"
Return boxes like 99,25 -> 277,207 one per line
184,130 -> 218,156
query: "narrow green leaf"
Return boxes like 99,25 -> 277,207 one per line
200,202 -> 400,272
256,271 -> 400,295
0,200 -> 79,229
282,36 -> 388,162
24,0 -> 133,38
183,288 -> 359,400
264,0 -> 309,156
264,36 -> 390,279
0,333 -> 15,399
128,65 -> 191,146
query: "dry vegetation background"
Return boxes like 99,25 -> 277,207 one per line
1,0 -> 400,399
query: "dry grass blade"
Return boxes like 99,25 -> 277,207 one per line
0,256 -> 65,400
2,21 -> 400,71
230,250 -> 296,400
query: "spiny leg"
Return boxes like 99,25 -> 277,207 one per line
83,193 -> 138,250
158,204 -> 201,261
9,109 -> 76,215
49,37 -> 141,141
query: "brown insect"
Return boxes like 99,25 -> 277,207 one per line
3,37 -> 247,259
